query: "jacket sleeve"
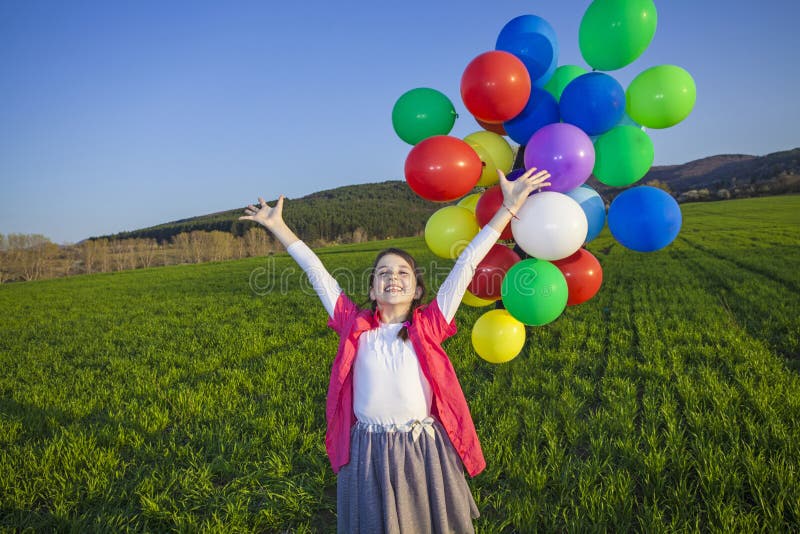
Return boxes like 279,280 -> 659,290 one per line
326,292 -> 359,337
417,297 -> 458,343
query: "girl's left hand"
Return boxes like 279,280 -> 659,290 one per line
498,167 -> 551,212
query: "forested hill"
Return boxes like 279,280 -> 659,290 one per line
101,180 -> 442,245
99,147 -> 799,245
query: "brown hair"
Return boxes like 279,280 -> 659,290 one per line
367,248 -> 426,341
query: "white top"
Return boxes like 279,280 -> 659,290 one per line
352,322 -> 433,425
287,225 -> 501,425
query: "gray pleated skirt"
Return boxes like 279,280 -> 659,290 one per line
337,417 -> 479,534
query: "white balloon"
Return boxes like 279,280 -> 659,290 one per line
511,192 -> 588,260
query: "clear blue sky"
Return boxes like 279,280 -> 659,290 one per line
2,0 -> 798,244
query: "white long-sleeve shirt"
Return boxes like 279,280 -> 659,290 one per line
287,225 -> 501,425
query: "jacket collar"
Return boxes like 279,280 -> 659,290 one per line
352,307 -> 415,334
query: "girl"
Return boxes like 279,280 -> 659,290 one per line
241,168 -> 551,533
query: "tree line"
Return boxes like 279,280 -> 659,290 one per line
0,226 -> 373,283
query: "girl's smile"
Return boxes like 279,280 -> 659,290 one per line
369,253 -> 422,321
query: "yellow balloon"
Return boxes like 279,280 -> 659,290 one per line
464,131 -> 514,187
471,309 -> 526,364
462,289 -> 496,307
424,206 -> 479,259
457,193 -> 482,214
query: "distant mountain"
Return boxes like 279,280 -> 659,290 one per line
100,180 -> 442,245
98,148 -> 799,244
597,148 -> 798,197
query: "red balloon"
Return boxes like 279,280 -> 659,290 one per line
404,135 -> 482,202
552,249 -> 603,305
461,51 -> 531,123
475,117 -> 507,136
475,185 -> 512,239
468,244 -> 521,300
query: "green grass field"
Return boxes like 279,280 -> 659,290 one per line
1,196 -> 799,532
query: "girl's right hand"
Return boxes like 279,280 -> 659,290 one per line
240,195 -> 286,230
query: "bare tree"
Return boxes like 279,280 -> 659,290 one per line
109,240 -> 129,271
208,231 -> 234,262
81,240 -> 97,274
189,231 -> 207,263
95,239 -> 111,273
0,234 -> 8,283
9,234 -> 57,281
243,226 -> 272,257
136,238 -> 159,268
124,240 -> 138,270
172,233 -> 192,264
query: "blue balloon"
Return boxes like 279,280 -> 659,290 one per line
506,168 -> 527,181
496,15 -> 558,88
607,186 -> 682,252
565,184 -> 606,243
503,87 -> 560,145
560,72 -> 625,136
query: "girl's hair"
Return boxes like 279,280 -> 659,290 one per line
367,248 -> 426,341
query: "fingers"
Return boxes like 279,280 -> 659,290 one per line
519,168 -> 551,192
520,167 -> 549,181
242,195 -> 285,221
530,170 -> 551,183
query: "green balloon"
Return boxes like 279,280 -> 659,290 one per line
501,259 -> 568,326
392,88 -> 457,145
543,65 -> 587,102
593,125 -> 654,187
579,0 -> 658,71
626,65 -> 697,129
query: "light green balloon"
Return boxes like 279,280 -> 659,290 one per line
501,259 -> 567,326
626,65 -> 697,129
543,65 -> 587,102
579,0 -> 658,71
593,125 -> 654,187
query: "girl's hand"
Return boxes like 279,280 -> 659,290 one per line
498,168 -> 551,212
240,196 -> 286,230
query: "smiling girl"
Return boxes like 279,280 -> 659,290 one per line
241,167 -> 550,533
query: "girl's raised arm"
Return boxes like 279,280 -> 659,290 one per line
436,168 -> 551,322
241,196 -> 341,317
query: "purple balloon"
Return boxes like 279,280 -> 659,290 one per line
524,123 -> 595,192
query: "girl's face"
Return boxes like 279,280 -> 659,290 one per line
369,253 -> 422,309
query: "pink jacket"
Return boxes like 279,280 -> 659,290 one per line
325,292 -> 486,477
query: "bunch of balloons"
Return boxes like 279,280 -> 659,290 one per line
391,0 -> 695,364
